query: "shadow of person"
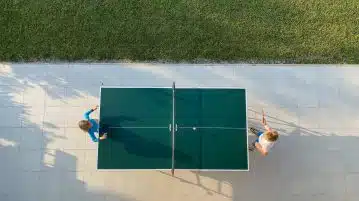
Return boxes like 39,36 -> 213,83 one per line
110,127 -> 193,165
98,115 -> 193,169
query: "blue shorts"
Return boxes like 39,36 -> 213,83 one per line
255,131 -> 264,142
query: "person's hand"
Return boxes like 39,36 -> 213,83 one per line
99,133 -> 107,140
93,105 -> 99,111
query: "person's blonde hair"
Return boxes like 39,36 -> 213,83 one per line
264,131 -> 279,142
78,120 -> 91,132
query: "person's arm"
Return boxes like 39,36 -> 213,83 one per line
84,109 -> 93,120
83,105 -> 98,120
264,124 -> 272,132
261,111 -> 273,132
88,130 -> 98,142
255,142 -> 268,156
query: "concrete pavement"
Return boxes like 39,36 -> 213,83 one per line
0,63 -> 358,201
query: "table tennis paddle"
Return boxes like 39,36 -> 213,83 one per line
262,109 -> 266,125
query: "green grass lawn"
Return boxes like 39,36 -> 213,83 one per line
1,0 -> 359,63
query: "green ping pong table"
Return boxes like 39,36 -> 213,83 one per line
97,83 -> 248,174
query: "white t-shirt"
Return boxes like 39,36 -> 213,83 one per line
258,134 -> 276,152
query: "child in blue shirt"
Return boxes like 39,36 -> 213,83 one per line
78,105 -> 107,142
